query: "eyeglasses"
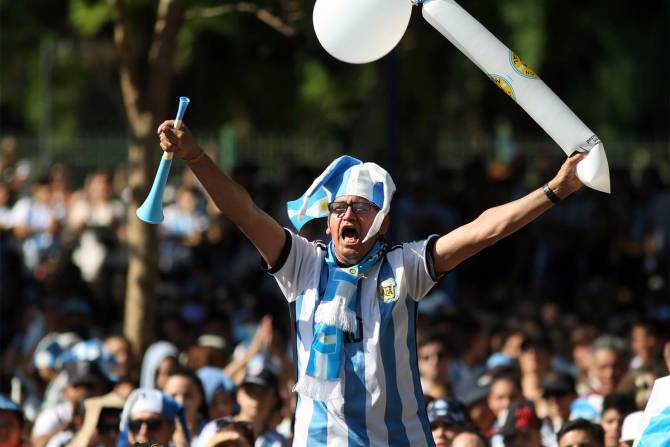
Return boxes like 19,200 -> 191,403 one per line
128,418 -> 164,433
328,201 -> 376,216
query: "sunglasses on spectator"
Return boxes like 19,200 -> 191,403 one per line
128,418 -> 164,433
328,201 -> 376,216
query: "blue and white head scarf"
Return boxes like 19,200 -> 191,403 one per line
117,388 -> 190,447
287,155 -> 396,242
33,332 -> 82,371
196,367 -> 237,407
59,338 -> 119,382
139,341 -> 178,389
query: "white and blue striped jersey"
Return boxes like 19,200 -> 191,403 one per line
267,230 -> 440,446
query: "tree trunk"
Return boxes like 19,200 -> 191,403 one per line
109,0 -> 187,359
124,132 -> 159,360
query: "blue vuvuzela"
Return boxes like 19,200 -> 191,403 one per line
136,97 -> 190,224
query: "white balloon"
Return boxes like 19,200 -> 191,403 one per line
313,0 -> 413,64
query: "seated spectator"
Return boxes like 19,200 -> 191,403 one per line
139,341 -> 178,390
629,320 -> 664,372
419,331 -> 453,400
159,185 -> 209,272
0,395 -> 27,447
118,388 -> 190,447
196,417 -> 255,447
11,175 -> 65,270
186,334 -> 230,370
541,371 -> 577,434
556,419 -> 604,447
31,360 -> 111,447
500,401 -> 542,447
32,332 -> 82,410
68,392 -> 125,447
571,335 -> 628,421
599,393 -> 636,447
519,334 -> 554,403
163,368 -> 208,442
486,366 -> 522,440
427,399 -> 472,447
459,370 -> 494,435
103,334 -> 134,384
196,367 -> 237,420
451,431 -> 489,447
235,363 -> 286,447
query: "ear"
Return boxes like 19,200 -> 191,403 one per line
378,215 -> 390,236
326,219 -> 332,236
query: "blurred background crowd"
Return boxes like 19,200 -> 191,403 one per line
0,131 -> 668,446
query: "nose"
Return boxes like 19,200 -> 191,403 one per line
341,203 -> 356,219
137,422 -> 150,441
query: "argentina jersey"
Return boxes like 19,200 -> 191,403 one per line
266,230 -> 440,447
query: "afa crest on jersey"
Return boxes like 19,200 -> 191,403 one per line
378,278 -> 397,303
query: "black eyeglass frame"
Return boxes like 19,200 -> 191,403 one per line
328,201 -> 378,216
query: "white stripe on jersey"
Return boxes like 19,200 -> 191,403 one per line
361,263 -> 389,446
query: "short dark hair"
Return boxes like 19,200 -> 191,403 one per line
556,419 -> 604,446
490,365 -> 521,389
602,393 -> 636,416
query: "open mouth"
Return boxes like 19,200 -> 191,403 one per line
341,227 -> 360,243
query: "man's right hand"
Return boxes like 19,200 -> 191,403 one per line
157,120 -> 201,161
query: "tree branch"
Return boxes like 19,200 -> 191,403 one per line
107,0 -> 145,133
186,3 -> 296,37
147,0 -> 188,126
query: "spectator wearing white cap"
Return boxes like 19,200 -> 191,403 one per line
118,388 -> 190,447
619,411 -> 643,447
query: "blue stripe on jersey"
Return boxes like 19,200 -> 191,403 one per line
295,295 -> 303,373
406,299 -> 434,444
378,261 -> 410,445
308,399 -> 329,446
343,286 -> 369,446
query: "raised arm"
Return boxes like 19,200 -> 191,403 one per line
157,120 -> 286,267
432,153 -> 585,274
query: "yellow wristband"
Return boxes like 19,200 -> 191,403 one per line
185,150 -> 206,164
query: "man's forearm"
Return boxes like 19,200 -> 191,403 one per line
185,151 -> 286,266
474,185 -> 554,246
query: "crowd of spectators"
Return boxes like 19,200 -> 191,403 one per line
0,133 -> 669,446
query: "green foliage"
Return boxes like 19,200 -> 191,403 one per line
0,0 -> 667,165
498,0 -> 546,70
69,0 -> 111,37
